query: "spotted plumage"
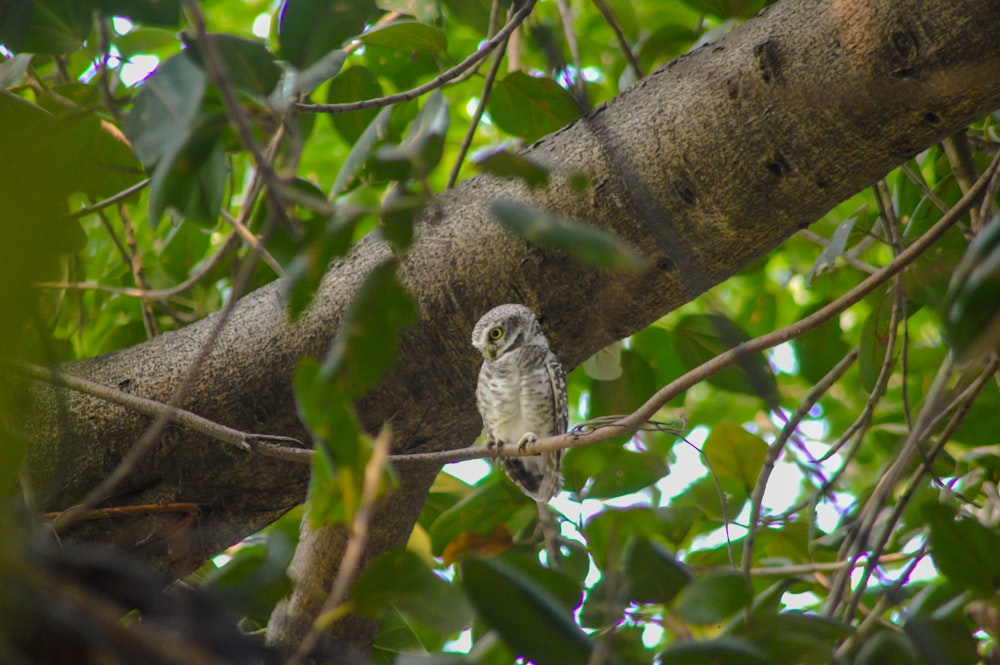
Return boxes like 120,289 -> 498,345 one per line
471,304 -> 568,502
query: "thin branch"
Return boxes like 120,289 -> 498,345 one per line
556,0 -> 587,104
66,178 -> 150,220
392,150 -> 1000,465
289,427 -> 393,665
10,360 -> 309,459
591,0 -> 642,80
796,228 -> 877,274
741,348 -> 859,576
296,0 -> 537,114
446,28 -> 509,189
43,502 -> 202,521
221,210 -> 286,278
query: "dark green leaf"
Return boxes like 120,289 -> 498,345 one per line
360,21 -> 446,54
702,423 -> 768,493
943,216 -> 1000,365
622,537 -> 692,604
322,259 -> 418,399
146,116 -> 227,225
673,475 -> 747,522
0,0 -> 90,54
584,507 -> 669,570
674,570 -> 751,624
854,630 -> 920,665
380,183 -> 424,252
352,549 -> 473,634
496,550 -> 584,613
924,501 -> 1000,594
488,71 -> 580,142
326,66 -> 383,143
671,314 -> 777,401
572,448 -> 668,499
123,52 -> 207,167
474,148 -> 552,189
903,615 -> 979,665
656,638 -> 769,665
741,611 -> 853,665
491,200 -> 647,270
97,0 -> 181,26
792,304 -> 851,384
278,0 -> 378,68
462,557 -> 593,665
442,0 -> 494,31
184,33 -> 282,97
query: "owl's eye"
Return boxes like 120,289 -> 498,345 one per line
489,327 -> 503,341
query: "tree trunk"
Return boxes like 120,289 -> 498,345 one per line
18,0 -> 1000,657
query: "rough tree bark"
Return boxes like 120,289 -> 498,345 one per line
17,0 -> 1000,660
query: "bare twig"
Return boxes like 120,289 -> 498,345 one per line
66,178 -> 150,220
591,0 -> 642,81
297,0 -> 537,114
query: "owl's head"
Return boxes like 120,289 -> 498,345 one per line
471,304 -> 547,361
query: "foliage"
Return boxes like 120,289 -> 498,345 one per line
2,0 -> 1000,664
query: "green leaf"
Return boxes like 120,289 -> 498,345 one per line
903,615 -> 979,665
278,0 -> 378,68
702,424 -> 768,493
429,479 -> 529,557
123,52 -> 207,167
322,259 -> 418,400
656,638 -> 769,665
326,66 -> 384,143
805,214 -> 858,285
474,148 -> 552,189
146,116 -> 227,225
0,0 -> 90,54
491,200 -> 647,270
293,48 -> 348,95
671,314 -> 777,401
567,447 -> 668,499
462,557 -> 594,665
488,71 -> 580,142
583,507 -> 669,570
674,570 -> 751,624
360,21 -> 446,54
858,287 -> 893,393
97,0 -> 181,26
943,216 -> 1000,365
184,33 -> 282,97
622,537 -> 692,604
741,611 -> 853,665
792,303 -> 850,385
673,475 -> 747,523
352,549 -> 473,634
331,105 -> 393,196
376,90 -> 449,180
924,501 -> 1000,594
202,532 -> 293,622
854,630 -> 920,665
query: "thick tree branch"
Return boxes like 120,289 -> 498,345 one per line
16,0 -> 1000,655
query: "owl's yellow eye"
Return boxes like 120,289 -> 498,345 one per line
489,327 -> 503,341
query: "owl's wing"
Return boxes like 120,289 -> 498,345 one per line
545,352 -> 569,435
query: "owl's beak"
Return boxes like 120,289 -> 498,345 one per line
485,348 -> 496,361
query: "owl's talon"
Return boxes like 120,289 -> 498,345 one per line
517,432 -> 538,452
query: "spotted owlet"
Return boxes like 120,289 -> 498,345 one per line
471,304 -> 568,502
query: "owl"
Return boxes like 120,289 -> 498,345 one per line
471,304 -> 568,502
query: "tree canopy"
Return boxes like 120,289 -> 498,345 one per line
2,0 -> 1000,664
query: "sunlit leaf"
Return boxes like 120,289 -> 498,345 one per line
430,479 -> 531,557
702,423 -> 768,493
491,200 -> 647,270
